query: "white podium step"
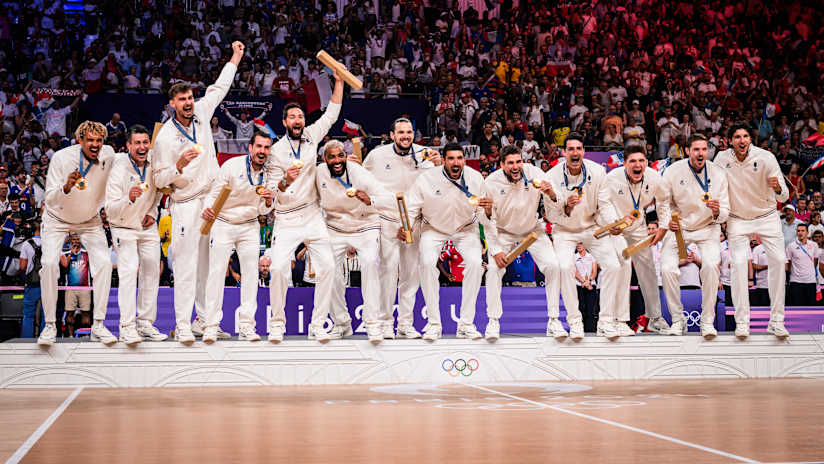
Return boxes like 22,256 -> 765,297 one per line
2,334 -> 823,388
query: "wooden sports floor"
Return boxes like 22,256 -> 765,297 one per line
2,379 -> 823,464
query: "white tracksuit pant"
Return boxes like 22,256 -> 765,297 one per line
554,229 -> 625,323
268,212 -> 334,331
40,213 -> 112,323
170,198 -> 209,329
486,230 -> 560,319
660,224 -> 721,325
205,220 -> 259,329
111,225 -> 160,328
378,217 -> 421,329
328,228 -> 381,331
419,226 -> 483,328
727,213 -> 785,323
618,227 -> 663,320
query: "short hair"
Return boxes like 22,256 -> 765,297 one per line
8,192 -> 19,201
623,143 -> 646,158
168,82 -> 192,99
250,130 -> 273,146
727,121 -> 754,139
74,121 -> 107,141
390,118 -> 413,133
442,142 -> 464,157
128,124 -> 150,142
323,139 -> 345,157
564,132 -> 584,149
687,133 -> 708,148
797,223 -> 808,231
282,102 -> 303,120
500,144 -> 521,161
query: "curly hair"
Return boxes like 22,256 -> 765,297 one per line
74,121 -> 108,141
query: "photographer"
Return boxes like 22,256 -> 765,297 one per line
18,219 -> 41,338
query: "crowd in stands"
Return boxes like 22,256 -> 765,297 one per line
1,0 -> 824,332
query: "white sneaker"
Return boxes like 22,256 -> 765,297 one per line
423,324 -> 441,341
485,318 -> 500,341
366,325 -> 383,344
665,319 -> 687,336
397,325 -> 422,339
119,326 -> 142,345
268,325 -> 285,343
596,321 -> 619,340
701,324 -> 718,340
308,325 -> 331,343
647,317 -> 671,333
192,318 -> 231,339
614,322 -> 635,337
329,323 -> 353,339
136,323 -> 168,341
456,324 -> 482,340
91,323 -> 117,345
237,324 -> 261,341
202,326 -> 218,344
175,326 -> 195,344
766,321 -> 789,339
37,323 -> 57,346
568,322 -> 585,340
546,318 -> 569,339
382,323 -> 396,340
735,323 -> 750,339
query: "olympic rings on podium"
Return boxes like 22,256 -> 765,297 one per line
442,358 -> 480,377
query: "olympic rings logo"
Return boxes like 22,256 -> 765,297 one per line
442,358 -> 479,377
684,311 -> 702,327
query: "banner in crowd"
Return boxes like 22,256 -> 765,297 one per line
82,95 -> 428,140
96,287 -> 824,336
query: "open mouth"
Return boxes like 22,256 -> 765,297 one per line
330,162 -> 345,175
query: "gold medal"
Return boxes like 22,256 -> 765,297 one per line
75,177 -> 87,190
630,209 -> 641,219
576,187 -> 584,197
701,192 -> 711,202
255,185 -> 266,195
192,143 -> 203,153
139,181 -> 149,191
468,195 -> 479,207
345,187 -> 357,197
292,160 -> 304,169
532,179 -> 542,188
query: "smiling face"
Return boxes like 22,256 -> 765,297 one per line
731,128 -> 751,158
563,138 -> 584,173
127,132 -> 151,166
391,121 -> 414,151
502,152 -> 524,181
78,131 -> 104,161
324,146 -> 346,177
444,149 -> 465,179
283,107 -> 305,140
169,90 -> 195,121
688,139 -> 709,171
623,151 -> 646,183
249,134 -> 272,168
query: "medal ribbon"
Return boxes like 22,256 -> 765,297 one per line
246,155 -> 264,188
796,240 -> 819,278
625,172 -> 644,212
393,143 -> 420,167
333,168 -> 352,189
172,116 -> 197,144
130,157 -> 147,182
563,161 -> 588,192
690,162 -> 710,193
78,152 -> 93,178
442,168 -> 473,198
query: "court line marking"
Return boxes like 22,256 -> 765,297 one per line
466,384 -> 761,464
5,387 -> 84,464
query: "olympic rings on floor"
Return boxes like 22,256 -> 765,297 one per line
442,358 -> 480,376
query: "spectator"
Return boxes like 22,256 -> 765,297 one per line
19,219 -> 41,338
750,235 -> 770,307
59,233 -> 91,334
259,255 -> 271,287
782,205 -> 804,247
786,223 -> 821,306
574,243 -> 598,333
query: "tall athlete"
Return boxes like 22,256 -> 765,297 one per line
363,118 -> 442,339
715,123 -> 790,339
104,125 -> 164,344
266,69 -> 345,343
483,145 -> 561,340
152,41 -> 245,343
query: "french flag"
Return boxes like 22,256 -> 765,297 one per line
342,119 -> 361,136
253,119 -> 277,140
810,154 -> 824,171
606,151 -> 624,170
301,73 -> 332,115
649,158 -> 669,172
